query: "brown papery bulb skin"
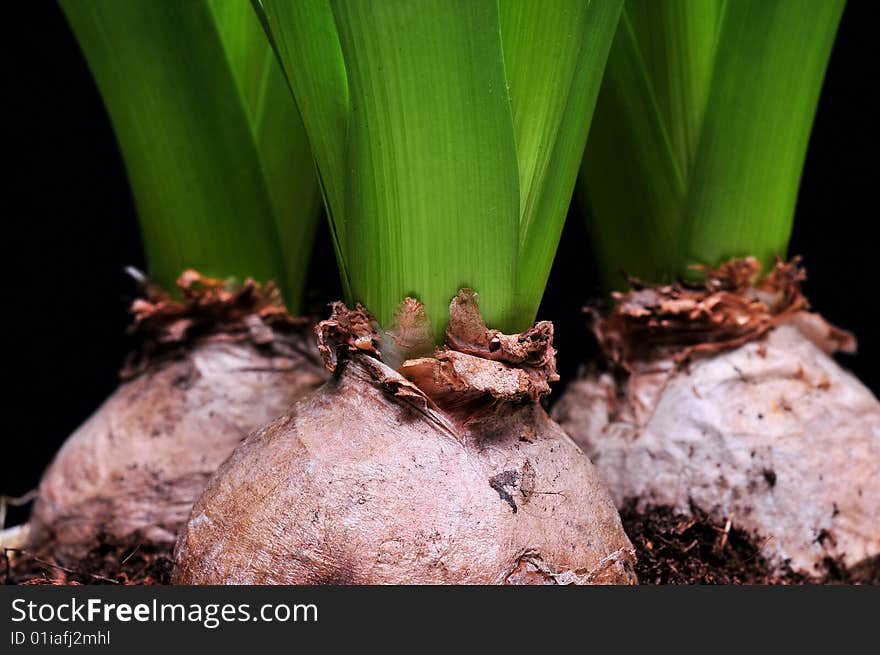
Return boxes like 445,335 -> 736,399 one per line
174,295 -> 637,585
553,260 -> 880,579
28,272 -> 326,562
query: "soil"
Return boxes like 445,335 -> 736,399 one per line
5,506 -> 876,585
2,533 -> 172,585
620,501 -> 877,584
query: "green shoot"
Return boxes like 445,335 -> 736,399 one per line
258,0 -> 622,340
60,0 -> 322,311
580,0 -> 845,288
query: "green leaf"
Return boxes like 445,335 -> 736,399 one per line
501,0 -> 623,320
210,0 -> 323,306
580,0 -> 844,288
60,0 -> 321,311
257,0 -> 351,297
683,0 -> 845,272
331,0 -> 520,339
262,1 -> 622,340
263,0 -> 520,338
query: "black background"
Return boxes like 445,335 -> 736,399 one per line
1,2 -> 877,519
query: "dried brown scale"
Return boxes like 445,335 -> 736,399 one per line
553,258 -> 880,580
174,292 -> 636,585
445,290 -> 558,372
595,257 -> 823,370
123,269 -> 319,379
314,300 -> 382,371
27,271 -> 327,564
